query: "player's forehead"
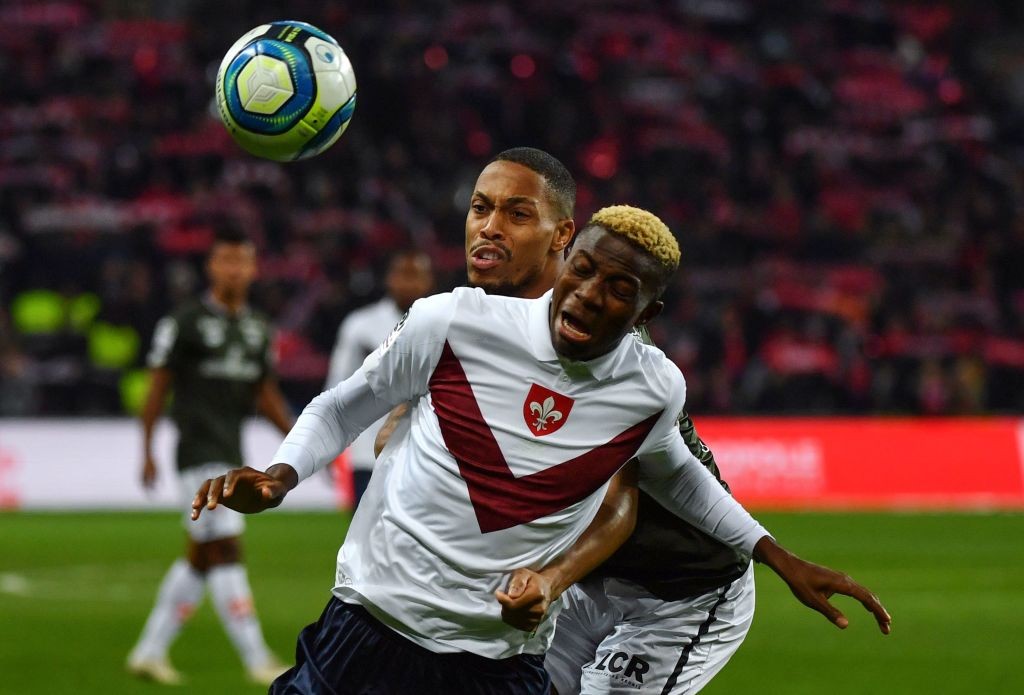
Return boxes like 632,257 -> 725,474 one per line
472,160 -> 548,209
390,254 -> 431,274
209,241 -> 255,259
570,227 -> 662,287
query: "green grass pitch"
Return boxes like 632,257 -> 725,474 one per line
0,511 -> 1020,694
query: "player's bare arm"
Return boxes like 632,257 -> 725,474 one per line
139,367 -> 173,489
373,403 -> 409,458
497,463 -> 640,632
255,376 -> 294,436
191,463 -> 298,519
752,535 -> 892,634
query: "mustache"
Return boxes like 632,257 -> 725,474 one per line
469,241 -> 511,259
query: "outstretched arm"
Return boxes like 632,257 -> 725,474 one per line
191,463 -> 298,518
192,370 -> 393,518
753,536 -> 891,634
497,463 -> 639,632
639,434 -> 891,634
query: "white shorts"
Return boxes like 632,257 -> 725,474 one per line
546,565 -> 754,695
178,462 -> 246,543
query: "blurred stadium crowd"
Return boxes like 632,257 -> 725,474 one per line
2,0 -> 1024,416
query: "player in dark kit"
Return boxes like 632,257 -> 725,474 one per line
126,228 -> 293,687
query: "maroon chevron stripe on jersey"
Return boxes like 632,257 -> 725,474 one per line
429,341 -> 662,533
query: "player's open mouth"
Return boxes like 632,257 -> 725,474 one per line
559,311 -> 592,342
470,245 -> 508,271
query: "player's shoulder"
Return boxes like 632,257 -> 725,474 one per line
241,307 -> 272,331
398,288 -> 530,342
162,299 -> 205,326
344,297 -> 393,326
418,286 -> 519,314
452,285 -> 534,315
623,330 -> 685,393
392,290 -> 466,338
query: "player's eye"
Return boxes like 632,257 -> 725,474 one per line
611,280 -> 639,300
571,259 -> 594,275
470,202 -> 488,214
510,209 -> 530,221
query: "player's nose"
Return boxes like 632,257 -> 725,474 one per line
573,276 -> 603,310
478,211 -> 504,239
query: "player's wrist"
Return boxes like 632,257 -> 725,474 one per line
751,535 -> 789,568
264,463 -> 299,491
537,566 -> 570,599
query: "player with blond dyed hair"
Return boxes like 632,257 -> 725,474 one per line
587,205 -> 681,268
193,154 -> 888,694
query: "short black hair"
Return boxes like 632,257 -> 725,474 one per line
389,249 -> 433,271
491,147 -> 576,219
212,226 -> 251,247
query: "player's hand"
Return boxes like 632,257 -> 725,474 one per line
754,536 -> 891,634
495,568 -> 556,633
141,454 -> 158,490
190,466 -> 289,519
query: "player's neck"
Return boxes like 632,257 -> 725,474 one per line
516,265 -> 559,299
208,289 -> 246,316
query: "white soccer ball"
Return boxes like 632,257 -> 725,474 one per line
215,21 -> 357,161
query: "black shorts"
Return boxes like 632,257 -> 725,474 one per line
270,596 -> 551,695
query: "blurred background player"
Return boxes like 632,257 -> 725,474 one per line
324,249 -> 433,505
126,228 -> 292,686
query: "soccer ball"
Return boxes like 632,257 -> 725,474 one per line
215,21 -> 357,161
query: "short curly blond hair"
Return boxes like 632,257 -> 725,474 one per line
586,205 -> 680,270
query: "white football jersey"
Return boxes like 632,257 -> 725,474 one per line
324,297 -> 403,470
272,288 -> 767,659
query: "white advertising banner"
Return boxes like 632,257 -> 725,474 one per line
0,418 -> 343,510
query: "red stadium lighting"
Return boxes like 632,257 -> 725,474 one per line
467,130 -> 492,156
424,44 -> 448,71
133,45 -> 159,76
510,54 -> 535,79
938,78 -> 963,105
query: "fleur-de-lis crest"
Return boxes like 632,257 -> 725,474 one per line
523,384 -> 574,437
530,396 -> 563,432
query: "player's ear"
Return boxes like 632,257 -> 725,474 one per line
551,218 -> 575,253
634,300 -> 663,327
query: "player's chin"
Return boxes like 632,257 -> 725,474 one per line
467,274 -> 519,297
551,333 -> 591,360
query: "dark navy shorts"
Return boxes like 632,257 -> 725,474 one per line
270,596 -> 552,694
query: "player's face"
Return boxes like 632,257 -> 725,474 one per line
550,227 -> 664,361
207,241 -> 257,299
465,161 -> 573,299
386,255 -> 434,312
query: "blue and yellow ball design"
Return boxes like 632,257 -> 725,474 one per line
216,21 -> 357,161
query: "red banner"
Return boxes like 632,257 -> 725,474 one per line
696,418 -> 1024,510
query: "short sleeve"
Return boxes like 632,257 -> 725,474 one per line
147,315 -> 181,370
359,292 -> 457,403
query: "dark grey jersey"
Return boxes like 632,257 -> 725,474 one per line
148,297 -> 273,471
592,327 -> 749,600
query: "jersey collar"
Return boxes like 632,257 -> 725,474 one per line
527,290 -> 627,382
203,293 -> 251,318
